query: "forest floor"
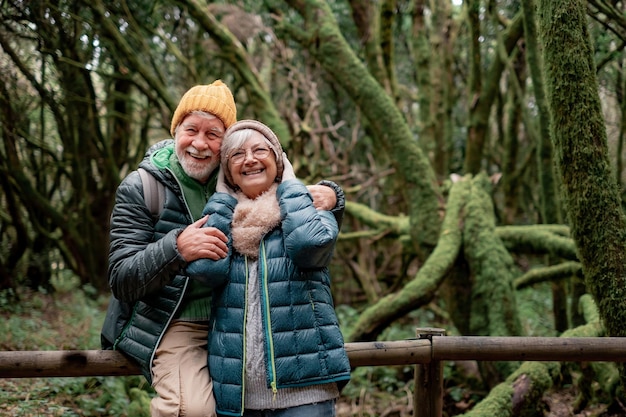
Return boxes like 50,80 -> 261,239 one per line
0,379 -> 623,417
334,386 -> 625,417
542,388 -> 625,417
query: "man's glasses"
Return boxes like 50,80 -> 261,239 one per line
229,147 -> 271,164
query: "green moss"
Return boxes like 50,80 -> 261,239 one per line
464,174 -> 523,338
462,362 -> 556,417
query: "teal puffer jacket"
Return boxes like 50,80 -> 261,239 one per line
101,140 -> 220,383
187,179 -> 351,416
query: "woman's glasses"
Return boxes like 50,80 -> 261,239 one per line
229,147 -> 271,164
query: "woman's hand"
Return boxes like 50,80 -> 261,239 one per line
281,152 -> 296,182
216,167 -> 238,198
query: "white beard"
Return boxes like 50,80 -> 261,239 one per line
177,147 -> 220,183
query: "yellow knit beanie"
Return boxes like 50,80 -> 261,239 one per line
170,80 -> 237,136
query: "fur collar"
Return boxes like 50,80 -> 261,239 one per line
231,183 -> 281,258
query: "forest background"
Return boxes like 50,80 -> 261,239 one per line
2,0 -> 626,415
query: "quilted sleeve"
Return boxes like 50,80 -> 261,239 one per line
278,179 -> 339,269
107,171 -> 184,303
185,193 -> 236,285
316,179 -> 345,229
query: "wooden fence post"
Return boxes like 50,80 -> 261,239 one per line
414,327 -> 446,417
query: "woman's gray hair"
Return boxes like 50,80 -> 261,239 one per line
221,129 -> 261,159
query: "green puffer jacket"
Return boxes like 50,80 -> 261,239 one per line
100,140 -> 222,383
187,179 -> 351,416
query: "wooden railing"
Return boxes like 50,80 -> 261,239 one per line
2,329 -> 626,417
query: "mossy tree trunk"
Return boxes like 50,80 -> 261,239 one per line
347,0 -> 392,95
463,174 -> 523,384
281,0 -> 443,253
539,0 -> 626,388
412,0 -> 455,180
520,0 -> 571,333
344,174 -> 468,340
464,12 -> 524,174
346,174 -> 522,361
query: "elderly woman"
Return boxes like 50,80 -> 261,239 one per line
186,120 -> 351,417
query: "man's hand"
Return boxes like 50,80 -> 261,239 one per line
307,185 -> 337,211
177,216 -> 228,262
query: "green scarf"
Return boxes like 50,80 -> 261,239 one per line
169,153 -> 218,221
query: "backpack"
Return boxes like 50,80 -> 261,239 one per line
137,167 -> 165,219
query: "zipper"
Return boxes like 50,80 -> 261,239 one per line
240,256 -> 249,413
167,167 -> 195,222
260,241 -> 278,395
149,167 -> 192,379
149,278 -> 189,379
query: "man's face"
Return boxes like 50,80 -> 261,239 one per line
175,113 -> 225,183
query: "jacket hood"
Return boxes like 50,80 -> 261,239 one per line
149,140 -> 175,170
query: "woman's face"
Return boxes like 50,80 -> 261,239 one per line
228,131 -> 277,199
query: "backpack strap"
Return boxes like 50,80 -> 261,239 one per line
137,167 -> 165,219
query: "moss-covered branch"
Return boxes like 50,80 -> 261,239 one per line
344,175 -> 470,342
514,261 -> 582,289
497,225 -> 577,260
462,174 -> 523,382
343,201 -> 409,237
461,361 -> 558,417
463,174 -> 522,338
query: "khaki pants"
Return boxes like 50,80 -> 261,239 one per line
150,320 -> 216,417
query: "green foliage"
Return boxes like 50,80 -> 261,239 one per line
516,282 -> 558,337
0,375 -> 152,416
344,365 -> 414,397
0,273 -> 106,350
0,276 -> 154,416
340,365 -> 415,416
127,387 -> 152,417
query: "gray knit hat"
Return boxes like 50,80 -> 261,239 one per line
221,120 -> 284,189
